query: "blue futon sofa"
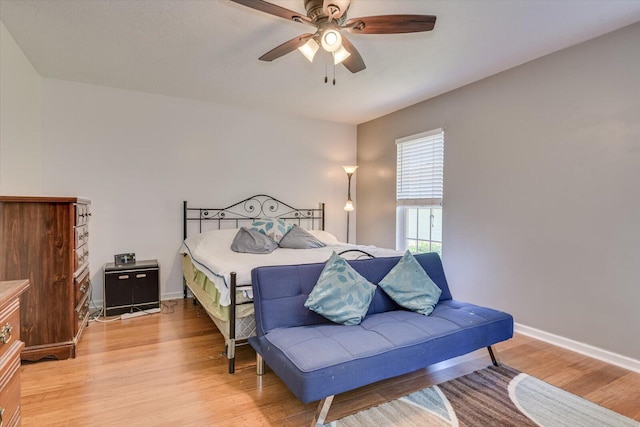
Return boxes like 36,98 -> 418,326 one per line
249,253 -> 513,425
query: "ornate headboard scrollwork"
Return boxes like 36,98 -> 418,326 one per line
183,194 -> 325,239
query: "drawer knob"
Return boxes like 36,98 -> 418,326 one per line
0,323 -> 12,344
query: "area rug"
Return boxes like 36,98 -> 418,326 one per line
325,365 -> 638,426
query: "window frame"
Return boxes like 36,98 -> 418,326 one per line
395,128 -> 444,254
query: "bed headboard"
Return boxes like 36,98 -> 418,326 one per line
183,194 -> 325,239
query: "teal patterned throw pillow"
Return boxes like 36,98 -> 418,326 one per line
378,251 -> 442,315
249,217 -> 293,243
304,252 -> 376,325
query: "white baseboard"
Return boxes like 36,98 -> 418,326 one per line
163,291 -> 186,301
514,323 -> 640,374
91,292 -> 186,312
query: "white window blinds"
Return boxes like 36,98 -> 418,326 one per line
396,128 -> 444,206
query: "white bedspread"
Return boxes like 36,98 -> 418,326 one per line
180,228 -> 401,306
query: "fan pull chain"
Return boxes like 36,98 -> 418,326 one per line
324,59 -> 328,84
333,54 -> 336,86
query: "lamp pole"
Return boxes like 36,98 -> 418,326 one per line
343,166 -> 357,243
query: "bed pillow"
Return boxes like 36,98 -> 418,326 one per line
230,227 -> 278,254
278,225 -> 326,249
378,250 -> 442,315
304,252 -> 376,325
182,228 -> 240,253
307,229 -> 340,245
249,217 -> 293,243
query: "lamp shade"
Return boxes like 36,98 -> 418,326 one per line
298,38 -> 319,62
344,199 -> 354,211
343,165 -> 358,174
333,45 -> 351,65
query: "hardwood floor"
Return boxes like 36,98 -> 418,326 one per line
21,299 -> 640,426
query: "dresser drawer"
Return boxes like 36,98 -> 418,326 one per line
74,225 -> 89,248
0,341 -> 23,427
75,268 -> 91,305
75,294 -> 90,335
0,300 -> 20,363
75,203 -> 91,226
74,246 -> 90,274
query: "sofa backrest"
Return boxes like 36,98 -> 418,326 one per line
251,252 -> 452,336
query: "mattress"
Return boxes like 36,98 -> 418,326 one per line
180,228 -> 401,307
181,255 -> 253,322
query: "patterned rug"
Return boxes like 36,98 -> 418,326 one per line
325,365 -> 638,426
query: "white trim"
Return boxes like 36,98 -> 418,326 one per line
396,128 -> 444,145
163,291 -> 185,301
515,323 -> 640,373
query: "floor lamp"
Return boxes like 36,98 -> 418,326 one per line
343,165 -> 358,243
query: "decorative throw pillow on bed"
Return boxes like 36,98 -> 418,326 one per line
304,251 -> 376,325
249,217 -> 293,243
278,225 -> 326,249
378,250 -> 442,315
230,227 -> 278,254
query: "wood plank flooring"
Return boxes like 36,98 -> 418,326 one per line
20,299 -> 640,426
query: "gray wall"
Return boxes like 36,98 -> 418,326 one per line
356,22 -> 640,360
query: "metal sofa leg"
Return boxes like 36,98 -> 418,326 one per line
311,395 -> 334,427
487,345 -> 500,366
256,353 -> 265,376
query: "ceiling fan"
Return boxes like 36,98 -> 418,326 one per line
230,0 -> 436,74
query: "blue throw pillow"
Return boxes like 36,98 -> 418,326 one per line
304,252 -> 376,325
378,250 -> 442,315
249,217 -> 293,243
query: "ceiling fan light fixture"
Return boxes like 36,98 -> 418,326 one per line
321,29 -> 342,52
333,45 -> 351,65
298,38 -> 320,62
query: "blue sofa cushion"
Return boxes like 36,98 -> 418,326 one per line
250,299 -> 514,403
304,252 -> 376,325
264,300 -> 508,373
378,251 -> 442,315
251,253 -> 454,336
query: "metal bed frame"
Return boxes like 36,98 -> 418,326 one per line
182,194 -> 325,373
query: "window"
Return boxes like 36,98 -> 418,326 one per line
396,129 -> 444,255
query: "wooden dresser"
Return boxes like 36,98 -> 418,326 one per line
0,196 -> 91,361
0,279 -> 29,427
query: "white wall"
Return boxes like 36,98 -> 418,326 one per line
0,21 -> 42,194
357,22 -> 640,361
40,79 -> 356,303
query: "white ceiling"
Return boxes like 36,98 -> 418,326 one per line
1,0 -> 640,124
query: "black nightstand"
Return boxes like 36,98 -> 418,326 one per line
103,259 -> 160,316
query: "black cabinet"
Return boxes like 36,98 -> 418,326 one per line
103,260 -> 160,316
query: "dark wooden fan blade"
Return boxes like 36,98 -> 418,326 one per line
230,0 -> 312,25
345,15 -> 436,34
340,36 -> 365,73
259,33 -> 314,62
